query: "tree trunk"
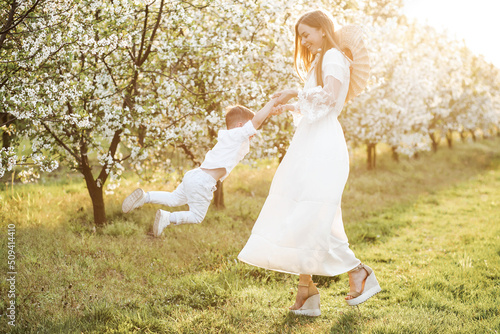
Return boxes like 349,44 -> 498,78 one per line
2,130 -> 10,148
366,144 -> 371,169
429,132 -> 439,152
1,113 -> 12,148
460,131 -> 466,141
446,130 -> 453,149
391,146 -> 399,162
79,133 -> 109,226
138,124 -> 146,147
367,143 -> 376,170
278,148 -> 286,163
81,164 -> 106,226
88,180 -> 106,226
470,130 -> 476,142
213,180 -> 224,209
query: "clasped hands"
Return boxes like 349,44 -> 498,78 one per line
270,89 -> 299,116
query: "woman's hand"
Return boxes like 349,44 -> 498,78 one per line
271,104 -> 295,115
271,89 -> 298,105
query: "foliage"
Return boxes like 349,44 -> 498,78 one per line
1,0 -> 499,224
342,16 -> 500,158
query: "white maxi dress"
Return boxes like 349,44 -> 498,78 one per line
238,48 -> 361,276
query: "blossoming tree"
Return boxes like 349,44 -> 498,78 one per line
2,0 -> 499,226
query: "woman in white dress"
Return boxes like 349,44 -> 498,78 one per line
238,9 -> 381,316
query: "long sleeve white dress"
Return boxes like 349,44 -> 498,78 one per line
238,48 -> 361,276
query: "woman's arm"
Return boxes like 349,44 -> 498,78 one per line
272,103 -> 296,115
271,89 -> 299,105
270,75 -> 341,117
295,49 -> 347,123
295,75 -> 342,122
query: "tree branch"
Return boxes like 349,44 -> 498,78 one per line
40,121 -> 81,163
117,154 -> 131,163
0,66 -> 20,90
141,70 -> 227,96
178,142 -> 199,165
0,46 -> 43,63
0,0 -> 43,35
100,56 -> 118,88
138,0 -> 164,66
136,4 -> 149,65
180,0 -> 210,10
0,0 -> 18,49
0,115 -> 17,127
97,129 -> 123,184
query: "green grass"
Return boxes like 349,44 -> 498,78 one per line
1,138 -> 499,333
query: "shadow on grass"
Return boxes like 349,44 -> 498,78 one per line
271,311 -> 320,333
5,300 -> 179,334
327,308 -> 366,334
269,306 -> 366,334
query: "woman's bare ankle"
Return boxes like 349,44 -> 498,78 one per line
309,282 -> 319,296
290,275 -> 318,309
298,274 -> 312,286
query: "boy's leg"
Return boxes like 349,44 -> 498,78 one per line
147,182 -> 188,207
153,209 -> 171,237
122,188 -> 147,213
170,199 -> 212,225
149,181 -> 189,236
170,169 -> 216,225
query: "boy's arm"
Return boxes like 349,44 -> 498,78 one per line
251,97 -> 279,130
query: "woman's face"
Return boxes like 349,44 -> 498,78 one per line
298,23 -> 323,55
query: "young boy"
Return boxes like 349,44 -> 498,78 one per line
122,97 -> 278,237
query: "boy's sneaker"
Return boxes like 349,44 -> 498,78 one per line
122,188 -> 147,213
153,209 -> 170,237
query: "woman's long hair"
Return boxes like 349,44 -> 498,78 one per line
294,9 -> 350,87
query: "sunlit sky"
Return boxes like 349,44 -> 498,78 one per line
402,0 -> 500,68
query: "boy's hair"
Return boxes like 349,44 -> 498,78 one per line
225,105 -> 255,128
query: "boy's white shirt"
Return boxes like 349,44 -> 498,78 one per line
200,120 -> 257,181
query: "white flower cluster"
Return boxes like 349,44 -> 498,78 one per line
0,147 -> 18,178
17,168 -> 40,184
1,0 -> 498,193
342,15 -> 500,157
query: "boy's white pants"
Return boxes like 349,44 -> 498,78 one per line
147,168 -> 217,225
